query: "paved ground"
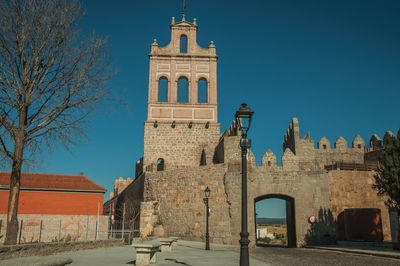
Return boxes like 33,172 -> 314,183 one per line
2,241 -> 400,266
0,241 -> 270,266
251,245 -> 400,266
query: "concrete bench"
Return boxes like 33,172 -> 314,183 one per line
131,240 -> 161,266
158,238 -> 175,253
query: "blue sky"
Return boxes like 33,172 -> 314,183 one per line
4,1 -> 399,216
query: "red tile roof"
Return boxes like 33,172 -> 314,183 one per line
0,172 -> 106,192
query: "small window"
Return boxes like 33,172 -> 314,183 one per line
180,35 -> 187,53
158,78 -> 168,102
177,77 -> 189,103
200,150 -> 207,166
357,144 -> 362,149
267,161 -> 271,166
157,158 -> 165,171
323,144 -> 327,149
198,79 -> 207,103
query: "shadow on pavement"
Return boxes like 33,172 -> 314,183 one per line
180,243 -> 237,252
256,243 -> 289,248
126,259 -> 135,265
165,258 -> 192,265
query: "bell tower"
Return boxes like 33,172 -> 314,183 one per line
147,16 -> 218,122
143,14 -> 220,171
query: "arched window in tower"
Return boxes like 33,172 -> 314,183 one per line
157,158 -> 165,171
177,77 -> 189,103
158,77 -> 168,102
180,35 -> 187,53
198,78 -> 207,103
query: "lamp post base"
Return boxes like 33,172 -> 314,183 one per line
239,232 -> 250,266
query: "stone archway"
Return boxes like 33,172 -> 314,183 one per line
254,194 -> 297,247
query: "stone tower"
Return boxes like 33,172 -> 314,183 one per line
143,14 -> 220,171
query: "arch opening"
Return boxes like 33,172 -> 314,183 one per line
198,79 -> 207,103
177,77 -> 189,103
180,35 -> 187,53
158,77 -> 168,102
254,194 -> 297,248
157,158 -> 165,171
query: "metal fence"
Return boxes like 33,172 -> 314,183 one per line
106,220 -> 140,244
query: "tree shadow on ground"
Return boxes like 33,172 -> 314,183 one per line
305,208 -> 336,245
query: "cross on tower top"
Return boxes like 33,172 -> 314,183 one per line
182,0 -> 186,21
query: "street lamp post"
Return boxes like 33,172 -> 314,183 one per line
203,186 -> 211,250
235,103 -> 254,266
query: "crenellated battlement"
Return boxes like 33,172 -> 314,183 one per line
110,177 -> 133,200
222,119 -> 240,137
260,118 -> 398,171
364,130 -> 399,163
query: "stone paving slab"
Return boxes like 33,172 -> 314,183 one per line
0,240 -> 271,266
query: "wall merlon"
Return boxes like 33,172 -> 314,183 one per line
334,136 -> 348,150
282,148 -> 298,170
383,131 -> 395,146
352,134 -> 365,150
262,149 -> 277,168
369,134 -> 382,151
318,137 -> 331,150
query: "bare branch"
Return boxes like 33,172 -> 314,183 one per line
0,0 -> 117,244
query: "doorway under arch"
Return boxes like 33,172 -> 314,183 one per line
254,194 -> 297,247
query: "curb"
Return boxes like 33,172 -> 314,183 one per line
305,245 -> 400,260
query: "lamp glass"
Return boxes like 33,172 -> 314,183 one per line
235,103 -> 254,135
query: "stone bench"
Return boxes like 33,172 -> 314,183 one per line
131,240 -> 161,266
158,238 -> 175,253
169,237 -> 179,247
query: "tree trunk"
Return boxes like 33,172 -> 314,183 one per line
4,139 -> 24,245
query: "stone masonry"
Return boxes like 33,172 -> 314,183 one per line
105,14 -> 400,248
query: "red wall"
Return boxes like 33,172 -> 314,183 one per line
0,190 -> 104,215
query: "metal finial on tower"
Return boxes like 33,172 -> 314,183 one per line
182,0 -> 186,21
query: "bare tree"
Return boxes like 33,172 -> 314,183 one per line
0,0 -> 115,244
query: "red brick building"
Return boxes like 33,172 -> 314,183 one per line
0,172 -> 106,215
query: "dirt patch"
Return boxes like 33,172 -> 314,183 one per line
0,239 -> 124,260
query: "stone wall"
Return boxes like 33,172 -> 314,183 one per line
328,170 -> 391,241
115,117 -> 397,248
139,142 -> 333,247
143,121 -> 220,170
142,164 -> 232,244
226,166 -> 331,247
282,118 -> 365,170
0,214 -> 108,244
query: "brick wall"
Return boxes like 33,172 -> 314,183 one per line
0,191 -> 104,215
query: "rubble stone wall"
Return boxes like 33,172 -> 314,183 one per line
143,164 -> 232,244
143,121 -> 220,170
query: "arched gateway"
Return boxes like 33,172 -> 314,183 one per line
254,194 -> 297,248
